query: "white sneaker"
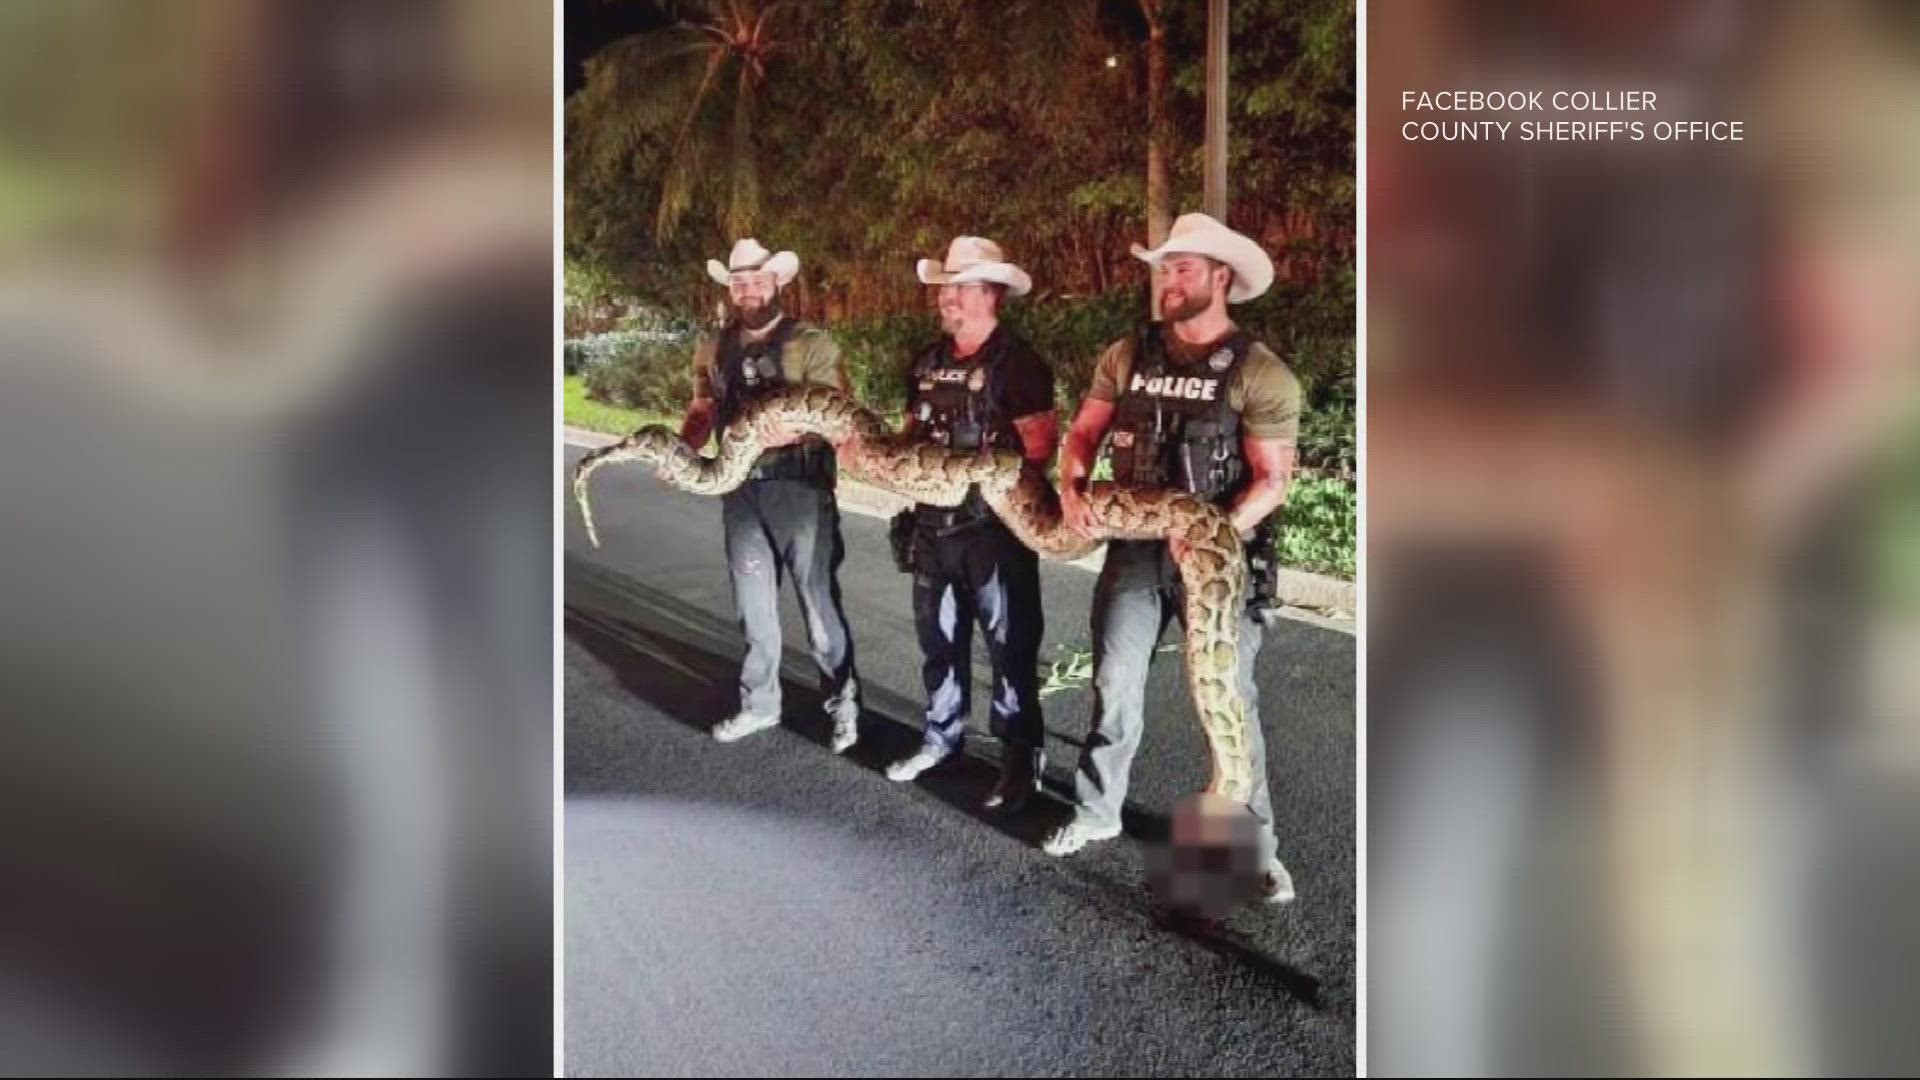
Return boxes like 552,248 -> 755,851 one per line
886,746 -> 952,782
712,711 -> 779,743
829,701 -> 860,754
1041,815 -> 1123,856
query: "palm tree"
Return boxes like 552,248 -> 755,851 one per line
577,1 -> 794,242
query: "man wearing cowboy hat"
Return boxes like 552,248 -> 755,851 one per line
885,236 -> 1057,813
1040,212 -> 1303,904
676,237 -> 863,752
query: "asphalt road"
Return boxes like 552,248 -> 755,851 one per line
563,446 -> 1356,1076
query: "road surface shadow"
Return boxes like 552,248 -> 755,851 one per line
1164,915 -> 1324,1010
1046,859 -> 1325,1011
568,556 -> 1077,847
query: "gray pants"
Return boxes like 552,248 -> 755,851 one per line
1070,540 -> 1280,866
722,480 -> 858,718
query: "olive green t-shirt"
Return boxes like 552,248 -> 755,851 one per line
1085,329 -> 1302,441
690,318 -> 850,401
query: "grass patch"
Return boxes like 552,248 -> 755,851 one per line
564,375 -> 675,435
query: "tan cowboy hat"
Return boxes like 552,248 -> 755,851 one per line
706,237 -> 800,287
1129,212 -> 1274,303
915,236 -> 1033,297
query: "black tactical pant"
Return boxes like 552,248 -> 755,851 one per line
910,514 -> 1045,754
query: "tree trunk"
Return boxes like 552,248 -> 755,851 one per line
1203,0 -> 1228,219
1094,220 -> 1109,294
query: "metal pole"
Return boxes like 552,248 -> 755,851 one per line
1204,0 -> 1228,219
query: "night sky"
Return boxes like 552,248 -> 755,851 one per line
564,0 -> 671,97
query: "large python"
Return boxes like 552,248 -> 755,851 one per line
570,384 -> 1257,804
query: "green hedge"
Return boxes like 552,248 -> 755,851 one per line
580,336 -> 694,415
1273,475 -> 1357,580
829,311 -> 939,418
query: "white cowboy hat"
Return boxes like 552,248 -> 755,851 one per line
1129,212 -> 1274,303
706,237 -> 799,287
915,236 -> 1032,297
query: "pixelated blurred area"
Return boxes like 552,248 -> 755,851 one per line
1369,0 -> 1920,1075
1145,794 -> 1271,923
0,1 -> 552,1076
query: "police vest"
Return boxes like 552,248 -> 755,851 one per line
909,331 -> 1025,453
712,318 -> 834,484
1107,326 -> 1252,504
909,328 -> 1026,527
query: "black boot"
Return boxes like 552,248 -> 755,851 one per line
984,744 -> 1042,812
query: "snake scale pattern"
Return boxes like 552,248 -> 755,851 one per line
571,385 -> 1256,803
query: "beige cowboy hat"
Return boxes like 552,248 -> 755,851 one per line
706,237 -> 800,287
1129,212 -> 1274,303
915,236 -> 1032,297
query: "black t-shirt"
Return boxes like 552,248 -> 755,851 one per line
905,324 -> 1054,425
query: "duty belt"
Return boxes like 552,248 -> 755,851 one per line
913,501 -> 994,537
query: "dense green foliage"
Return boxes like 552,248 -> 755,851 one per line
1274,475 -> 1357,579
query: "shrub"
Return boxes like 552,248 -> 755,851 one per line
1273,474 -> 1356,580
579,336 -> 695,415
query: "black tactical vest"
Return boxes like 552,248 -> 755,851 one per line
712,317 -> 834,484
1106,326 -> 1252,505
909,330 -> 1025,453
908,327 -> 1025,528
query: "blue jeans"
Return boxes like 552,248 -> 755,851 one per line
1069,540 -> 1280,866
721,480 -> 859,718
